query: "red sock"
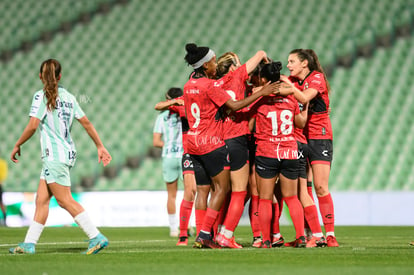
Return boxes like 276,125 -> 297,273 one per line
284,195 -> 304,239
304,182 -> 314,232
223,191 -> 247,232
249,195 -> 261,237
304,205 -> 322,234
195,209 -> 206,236
213,195 -> 229,236
318,193 -> 335,233
179,199 -> 194,237
258,199 -> 272,243
271,202 -> 280,235
200,208 -> 219,234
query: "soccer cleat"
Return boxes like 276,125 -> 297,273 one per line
252,236 -> 262,248
176,236 -> 188,246
326,235 -> 339,247
200,239 -> 221,249
294,236 -> 306,248
284,239 -> 297,247
260,240 -> 272,248
193,236 -> 203,248
215,232 -> 224,244
84,233 -> 108,255
271,236 -> 284,247
193,235 -> 221,249
409,241 -> 414,246
306,236 -> 327,248
216,234 -> 242,249
9,243 -> 35,254
284,236 -> 306,248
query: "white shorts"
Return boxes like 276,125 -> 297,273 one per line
162,157 -> 183,183
40,161 -> 72,187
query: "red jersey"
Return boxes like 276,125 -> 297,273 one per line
289,76 -> 307,144
183,75 -> 231,155
249,94 -> 299,159
169,96 -> 190,154
217,64 -> 250,140
297,71 -> 333,140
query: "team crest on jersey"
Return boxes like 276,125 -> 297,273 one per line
305,82 -> 309,89
183,159 -> 191,168
214,79 -> 224,87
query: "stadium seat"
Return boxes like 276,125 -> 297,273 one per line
1,0 -> 412,192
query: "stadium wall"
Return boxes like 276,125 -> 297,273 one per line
3,191 -> 414,227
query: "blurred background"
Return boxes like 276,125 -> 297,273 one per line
0,0 -> 413,226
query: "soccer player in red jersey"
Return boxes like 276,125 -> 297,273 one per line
183,43 -> 279,248
154,92 -> 197,246
281,49 -> 339,247
246,63 -> 266,247
288,96 -> 327,248
213,51 -> 270,248
249,62 -> 307,248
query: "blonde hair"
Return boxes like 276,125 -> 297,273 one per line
216,52 -> 238,78
40,59 -> 61,111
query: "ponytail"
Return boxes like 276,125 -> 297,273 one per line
40,59 -> 61,111
216,52 -> 237,78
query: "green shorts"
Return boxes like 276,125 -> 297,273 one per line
162,157 -> 183,183
40,161 -> 72,187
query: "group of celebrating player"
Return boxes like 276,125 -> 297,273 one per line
155,42 -> 338,249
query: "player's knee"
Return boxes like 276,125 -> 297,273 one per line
315,185 -> 329,197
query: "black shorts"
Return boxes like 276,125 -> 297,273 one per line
182,153 -> 194,174
191,145 -> 230,186
308,139 -> 333,164
255,156 -> 298,180
297,141 -> 309,179
247,134 -> 256,169
225,135 -> 249,171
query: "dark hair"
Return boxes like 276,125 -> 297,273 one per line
184,43 -> 209,65
40,59 -> 61,111
290,49 -> 330,92
184,43 -> 211,76
260,61 -> 282,83
166,87 -> 183,100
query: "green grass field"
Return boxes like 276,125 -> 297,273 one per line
1,226 -> 414,275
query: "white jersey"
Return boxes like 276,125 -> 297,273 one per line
29,86 -> 85,166
153,110 -> 183,158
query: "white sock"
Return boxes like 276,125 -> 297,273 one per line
24,221 -> 45,244
272,233 -> 281,239
313,232 -> 324,238
326,231 -> 335,237
168,214 -> 177,231
218,225 -> 225,234
74,211 -> 99,239
223,229 -> 233,239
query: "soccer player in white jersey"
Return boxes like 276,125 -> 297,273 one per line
153,88 -> 184,237
9,59 -> 112,254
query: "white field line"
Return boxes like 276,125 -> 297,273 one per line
0,239 -> 167,247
